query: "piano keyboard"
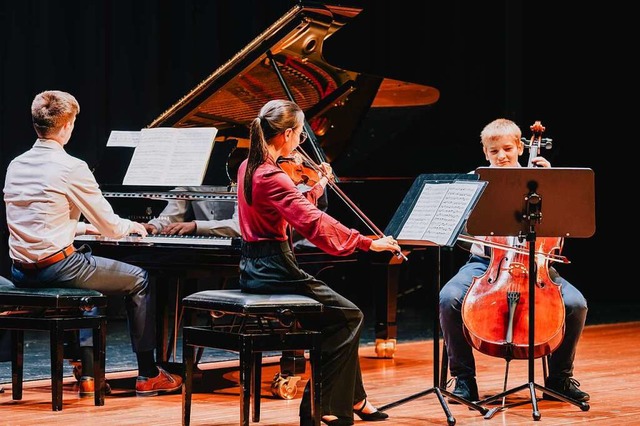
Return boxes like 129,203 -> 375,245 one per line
75,234 -> 237,247
103,190 -> 237,201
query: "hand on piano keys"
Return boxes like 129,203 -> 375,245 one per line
130,221 -> 149,237
143,221 -> 197,236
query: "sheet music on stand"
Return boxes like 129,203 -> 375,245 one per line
385,174 -> 487,247
119,127 -> 218,186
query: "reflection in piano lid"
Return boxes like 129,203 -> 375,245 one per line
145,2 -> 439,168
91,2 -> 438,235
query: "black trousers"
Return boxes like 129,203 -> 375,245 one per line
239,241 -> 366,421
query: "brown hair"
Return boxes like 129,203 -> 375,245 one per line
31,90 -> 80,138
244,99 -> 303,205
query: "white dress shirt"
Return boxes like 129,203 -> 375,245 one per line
4,139 -> 135,263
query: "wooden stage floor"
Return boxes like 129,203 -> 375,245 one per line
1,321 -> 638,425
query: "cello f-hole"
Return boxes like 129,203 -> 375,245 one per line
488,257 -> 507,284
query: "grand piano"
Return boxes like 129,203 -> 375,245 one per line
81,1 -> 439,361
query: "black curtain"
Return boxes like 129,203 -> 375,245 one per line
0,0 -> 630,303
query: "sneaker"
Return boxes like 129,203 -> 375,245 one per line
135,366 -> 183,396
77,376 -> 112,398
448,376 -> 479,403
543,376 -> 590,402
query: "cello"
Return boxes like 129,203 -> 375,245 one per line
460,121 -> 565,360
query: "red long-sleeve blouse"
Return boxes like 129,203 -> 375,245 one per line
237,158 -> 372,256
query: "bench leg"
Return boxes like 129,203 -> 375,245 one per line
50,322 -> 65,411
310,340 -> 322,426
11,330 -> 24,400
239,337 -> 252,426
252,352 -> 262,422
182,337 -> 194,426
93,320 -> 107,406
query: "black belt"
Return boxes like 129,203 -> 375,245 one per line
241,240 -> 291,257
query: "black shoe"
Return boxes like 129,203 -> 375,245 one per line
353,399 -> 389,421
448,376 -> 479,404
321,418 -> 353,426
543,376 -> 590,402
302,416 -> 354,426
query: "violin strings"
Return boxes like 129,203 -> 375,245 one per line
293,147 -> 383,237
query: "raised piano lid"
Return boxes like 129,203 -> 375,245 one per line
146,1 -> 439,166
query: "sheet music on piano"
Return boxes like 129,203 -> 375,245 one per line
121,127 -> 217,186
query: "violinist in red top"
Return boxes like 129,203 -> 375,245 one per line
439,118 -> 589,403
238,99 -> 399,426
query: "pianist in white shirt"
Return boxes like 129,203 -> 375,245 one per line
3,90 -> 183,396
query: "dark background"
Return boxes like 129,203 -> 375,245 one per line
0,0 -> 631,306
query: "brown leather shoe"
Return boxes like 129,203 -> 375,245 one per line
135,366 -> 183,396
77,376 -> 112,398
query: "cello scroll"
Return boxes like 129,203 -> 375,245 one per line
522,120 -> 553,167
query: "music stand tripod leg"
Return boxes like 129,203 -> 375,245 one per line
377,247 -> 488,426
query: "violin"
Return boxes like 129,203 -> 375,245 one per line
278,147 -> 408,261
277,152 -> 322,186
460,121 -> 565,360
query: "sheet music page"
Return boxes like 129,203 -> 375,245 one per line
106,130 -> 140,147
123,127 -> 217,186
397,181 -> 481,246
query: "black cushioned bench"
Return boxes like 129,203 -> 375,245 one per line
0,276 -> 107,411
181,289 -> 323,426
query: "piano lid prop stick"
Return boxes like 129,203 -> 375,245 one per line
265,50 -> 405,261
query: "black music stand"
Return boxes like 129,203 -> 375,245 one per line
380,174 -> 489,425
466,167 -> 595,420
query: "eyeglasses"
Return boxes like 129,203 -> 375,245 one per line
299,129 -> 308,143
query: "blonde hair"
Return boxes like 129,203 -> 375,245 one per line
480,118 -> 521,146
31,90 -> 80,138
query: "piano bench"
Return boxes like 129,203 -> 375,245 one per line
181,289 -> 323,426
0,276 -> 107,411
